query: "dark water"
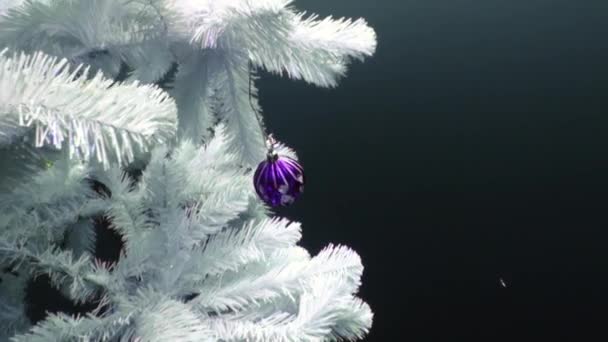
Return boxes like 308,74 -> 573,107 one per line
263,0 -> 608,340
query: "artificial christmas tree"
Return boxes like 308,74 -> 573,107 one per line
0,1 -> 376,340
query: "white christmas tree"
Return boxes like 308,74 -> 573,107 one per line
0,1 -> 376,341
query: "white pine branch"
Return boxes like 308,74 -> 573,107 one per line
326,296 -> 374,342
179,217 -> 302,291
0,0 -> 170,80
181,122 -> 247,176
177,124 -> 252,233
187,184 -> 251,238
96,130 -> 253,294
121,37 -> 175,84
224,293 -> 301,324
0,141 -> 58,193
208,274 -> 372,341
0,155 -> 90,209
0,0 -> 161,50
93,166 -> 170,289
171,0 -> 376,87
64,218 -> 97,259
248,10 -> 378,88
191,244 -> 362,314
0,48 -> 177,168
9,310 -> 135,342
0,120 -> 72,191
295,275 -> 372,341
189,246 -> 301,312
0,0 -> 24,17
290,12 -> 377,63
167,0 -> 293,49
127,297 -> 216,342
0,157 -> 100,251
169,49 -> 217,143
172,0 -> 344,87
305,244 -> 365,296
139,144 -> 182,213
95,166 -> 154,253
140,133 -> 251,239
0,240 -> 100,304
224,192 -> 277,233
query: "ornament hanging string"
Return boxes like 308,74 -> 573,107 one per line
248,61 -> 277,157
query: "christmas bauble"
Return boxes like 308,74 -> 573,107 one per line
253,152 -> 304,207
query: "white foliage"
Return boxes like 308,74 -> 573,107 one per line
3,124 -> 372,341
0,0 -> 24,16
0,0 -> 172,81
166,0 -> 294,49
139,124 -> 252,236
169,49 -> 218,144
0,156 -> 97,252
291,12 -> 377,63
0,48 -> 178,168
182,217 -> 302,283
167,0 -> 376,88
206,261 -> 372,341
121,38 -> 175,85
0,142 -> 59,192
0,0 -> 375,152
0,271 -> 29,340
191,244 -> 363,314
0,239 -> 99,303
64,218 -> 97,259
0,0 -> 375,340
97,165 -> 153,244
128,297 -> 216,342
9,309 -> 136,342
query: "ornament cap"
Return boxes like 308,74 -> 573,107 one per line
267,150 -> 279,162
265,133 -> 279,161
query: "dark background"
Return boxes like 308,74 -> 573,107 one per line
261,0 -> 608,341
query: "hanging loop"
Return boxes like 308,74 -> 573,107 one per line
248,60 -> 271,144
248,61 -> 278,161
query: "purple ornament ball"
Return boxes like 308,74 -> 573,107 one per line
253,154 -> 304,207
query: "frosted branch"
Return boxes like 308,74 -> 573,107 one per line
0,48 -> 177,168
